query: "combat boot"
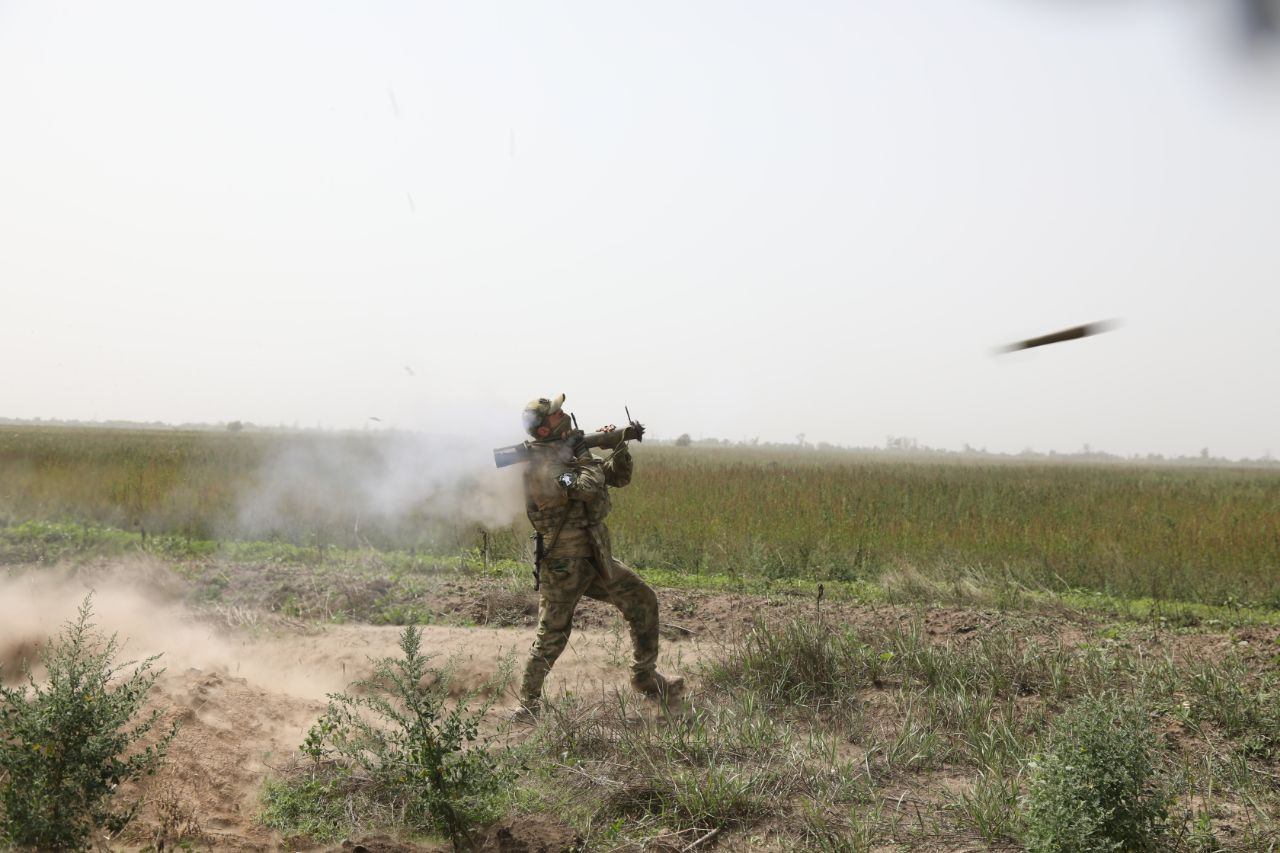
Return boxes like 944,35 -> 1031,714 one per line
509,698 -> 541,725
631,671 -> 684,701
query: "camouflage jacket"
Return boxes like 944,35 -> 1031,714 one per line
524,438 -> 633,575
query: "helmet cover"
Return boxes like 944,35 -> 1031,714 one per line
522,393 -> 566,438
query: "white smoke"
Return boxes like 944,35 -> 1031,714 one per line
231,430 -> 524,544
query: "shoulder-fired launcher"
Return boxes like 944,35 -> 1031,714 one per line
493,421 -> 645,468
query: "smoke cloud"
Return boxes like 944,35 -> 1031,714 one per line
229,430 -> 525,545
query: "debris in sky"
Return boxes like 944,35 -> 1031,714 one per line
406,193 -> 416,215
387,87 -> 400,119
369,416 -> 382,423
996,320 -> 1120,354
403,366 -> 415,376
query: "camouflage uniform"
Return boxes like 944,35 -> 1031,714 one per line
518,435 -> 667,706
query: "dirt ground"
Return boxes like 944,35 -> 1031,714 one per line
1,561 -> 1276,851
0,564 -> 714,851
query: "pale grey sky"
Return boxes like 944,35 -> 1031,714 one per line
2,1 -> 1278,458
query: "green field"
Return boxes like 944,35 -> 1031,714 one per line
2,425 -> 1278,608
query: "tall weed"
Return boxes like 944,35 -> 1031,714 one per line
272,625 -> 513,849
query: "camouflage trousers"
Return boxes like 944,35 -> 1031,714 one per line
519,556 -> 659,703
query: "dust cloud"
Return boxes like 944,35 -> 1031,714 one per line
0,564 -> 334,697
0,560 -> 533,702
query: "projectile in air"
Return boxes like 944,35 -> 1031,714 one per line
996,320 -> 1120,354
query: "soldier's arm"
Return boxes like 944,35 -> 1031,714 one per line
603,443 -> 632,488
555,461 -> 608,501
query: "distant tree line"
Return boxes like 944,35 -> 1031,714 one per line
658,432 -> 1279,466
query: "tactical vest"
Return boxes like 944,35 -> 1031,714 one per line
523,445 -> 615,573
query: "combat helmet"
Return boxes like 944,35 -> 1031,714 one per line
522,393 -> 570,439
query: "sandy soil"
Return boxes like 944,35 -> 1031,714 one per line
0,565 -> 706,851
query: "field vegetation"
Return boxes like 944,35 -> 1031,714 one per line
3,425 -> 1280,849
519,615 -> 1280,852
2,426 -> 1278,606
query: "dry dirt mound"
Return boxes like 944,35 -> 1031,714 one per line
120,666 -> 321,850
0,567 -> 698,849
125,620 -> 666,849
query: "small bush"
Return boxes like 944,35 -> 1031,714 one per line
1022,693 -> 1169,853
0,596 -> 176,850
526,689 -> 802,842
260,775 -> 349,842
704,619 -> 888,712
283,624 -> 513,849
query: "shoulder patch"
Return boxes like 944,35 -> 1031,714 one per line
557,471 -> 576,489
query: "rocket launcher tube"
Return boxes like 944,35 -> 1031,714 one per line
492,423 -> 644,468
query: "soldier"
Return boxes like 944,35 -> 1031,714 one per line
515,393 -> 682,719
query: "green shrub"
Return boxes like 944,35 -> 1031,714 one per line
0,596 -> 176,850
260,775 -> 349,842
1022,694 -> 1169,853
704,618 -> 888,711
289,624 -> 512,849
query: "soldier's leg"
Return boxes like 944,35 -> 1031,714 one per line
520,558 -> 593,707
587,560 -> 681,697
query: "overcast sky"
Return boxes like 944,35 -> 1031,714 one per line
2,1 -> 1278,458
